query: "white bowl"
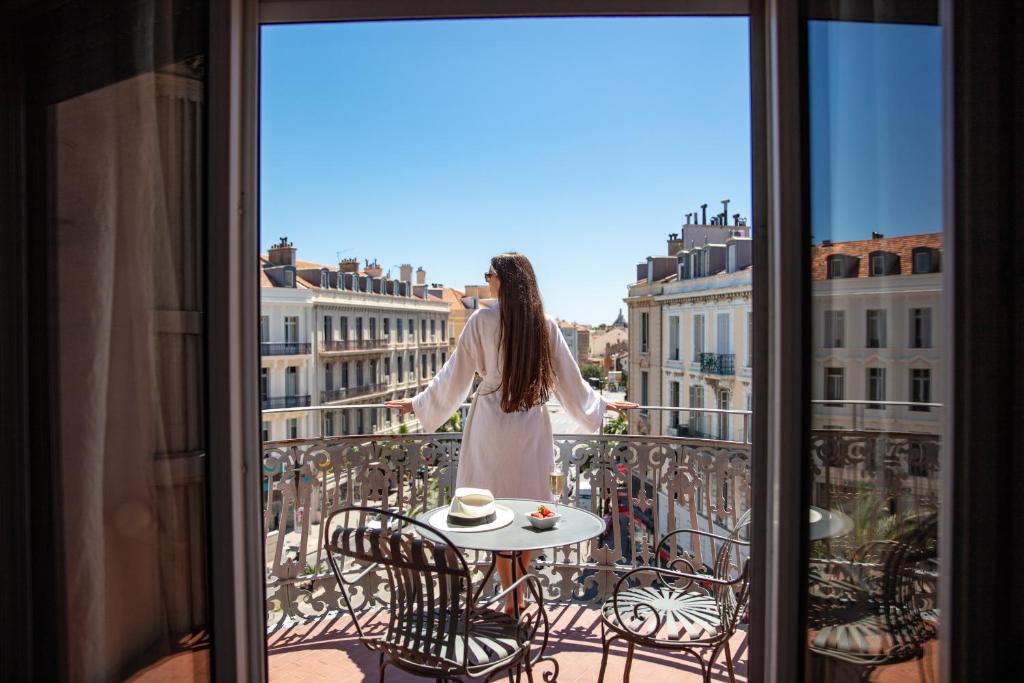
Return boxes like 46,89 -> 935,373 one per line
527,511 -> 560,530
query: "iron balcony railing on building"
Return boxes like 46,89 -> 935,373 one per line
320,339 -> 389,353
699,352 -> 735,375
320,383 -> 387,403
261,342 -> 312,355
261,395 -> 311,410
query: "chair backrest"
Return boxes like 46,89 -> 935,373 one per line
878,512 -> 938,656
324,506 -> 474,671
710,508 -> 751,632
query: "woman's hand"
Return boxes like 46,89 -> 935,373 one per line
606,400 -> 638,415
384,398 -> 414,415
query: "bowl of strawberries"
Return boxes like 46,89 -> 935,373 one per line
527,504 -> 560,530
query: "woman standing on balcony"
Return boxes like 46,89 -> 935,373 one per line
386,252 -> 635,614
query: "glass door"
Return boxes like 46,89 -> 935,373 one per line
803,4 -> 943,680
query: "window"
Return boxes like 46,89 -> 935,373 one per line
910,307 -> 932,348
868,251 -> 899,276
825,367 -> 845,404
356,318 -> 364,340
260,368 -> 269,401
357,410 -> 365,435
669,382 -> 681,428
356,361 -> 364,386
260,316 -> 269,343
397,318 -> 404,342
285,366 -> 298,395
640,371 -> 649,414
324,411 -> 333,436
323,315 -> 332,342
430,319 -> 436,340
370,359 -> 377,385
421,353 -> 427,378
693,314 -> 705,360
325,363 -> 333,391
441,352 -> 447,365
383,318 -> 390,340
718,390 -> 730,440
287,418 -> 298,439
284,268 -> 295,287
409,318 -> 414,341
410,354 -> 416,379
716,312 -> 731,355
284,316 -> 298,343
668,316 -> 680,361
870,253 -> 884,276
727,243 -> 737,272
640,312 -> 649,353
320,270 -> 329,288
341,362 -> 349,388
912,247 -> 939,274
441,320 -> 447,341
340,316 -> 349,341
867,368 -> 886,409
261,421 -> 270,443
421,319 -> 427,341
824,310 -> 845,348
910,368 -> 932,411
397,356 -> 403,380
384,357 -> 391,381
689,385 -> 705,435
866,309 -> 887,348
431,353 -> 437,374
342,411 -> 350,436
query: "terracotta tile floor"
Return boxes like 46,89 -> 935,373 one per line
267,604 -> 749,682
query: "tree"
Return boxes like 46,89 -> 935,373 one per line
437,411 -> 462,433
603,413 -> 628,435
580,363 -> 604,383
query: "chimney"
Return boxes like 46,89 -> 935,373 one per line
364,259 -> 383,277
416,267 -> 426,285
399,263 -> 413,282
701,204 -> 708,224
339,258 -> 360,273
268,236 -> 296,266
721,198 -> 731,224
685,212 -> 693,224
667,232 -> 684,256
733,213 -> 741,226
871,231 -> 884,239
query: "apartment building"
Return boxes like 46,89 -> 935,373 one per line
626,209 -> 753,439
440,284 -> 494,349
811,233 -> 943,432
260,238 -> 451,440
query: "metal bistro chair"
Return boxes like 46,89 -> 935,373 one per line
807,512 -> 938,682
598,510 -> 751,683
324,506 -> 551,683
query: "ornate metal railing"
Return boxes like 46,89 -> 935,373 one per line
699,352 -> 735,375
320,383 -> 387,403
261,395 -> 311,410
261,342 -> 312,355
321,339 -> 389,353
262,433 -> 751,624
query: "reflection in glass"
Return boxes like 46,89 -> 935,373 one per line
806,11 -> 942,682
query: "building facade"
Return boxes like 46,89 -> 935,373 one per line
626,216 -> 753,440
260,239 -> 451,440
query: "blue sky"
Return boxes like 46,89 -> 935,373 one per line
808,21 -> 943,241
260,17 -> 752,324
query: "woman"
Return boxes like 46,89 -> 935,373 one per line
386,252 -> 635,614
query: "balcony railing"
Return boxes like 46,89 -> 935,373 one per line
320,383 -> 387,403
261,341 -> 312,355
320,339 -> 389,353
261,395 -> 311,409
699,352 -> 735,375
262,432 -> 752,624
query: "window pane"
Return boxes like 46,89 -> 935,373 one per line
806,8 -> 943,681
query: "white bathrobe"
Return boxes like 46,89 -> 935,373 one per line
412,304 -> 608,501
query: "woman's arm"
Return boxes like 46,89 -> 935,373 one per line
386,312 -> 481,432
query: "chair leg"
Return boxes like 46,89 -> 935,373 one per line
724,640 -> 737,683
704,645 -> 723,683
378,653 -> 388,683
597,634 -> 614,683
623,641 -> 636,683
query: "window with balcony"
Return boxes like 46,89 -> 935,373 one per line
397,317 -> 404,342
340,316 -> 349,341
867,367 -> 886,409
410,354 -> 415,379
640,311 -> 649,353
825,367 -> 845,404
866,309 -> 887,348
409,318 -> 414,341
397,356 -> 403,380
324,315 -> 332,342
421,319 -> 427,341
356,361 -> 364,386
911,307 -> 933,348
370,359 -> 378,384
668,315 -> 680,360
693,314 -> 705,360
260,368 -> 269,402
718,389 -> 730,440
286,366 -> 298,395
324,411 -> 333,436
384,357 -> 390,381
260,315 -> 269,343
910,368 -> 932,411
370,318 -> 377,340
441,320 -> 447,341
421,353 -> 427,378
823,310 -> 845,348
441,352 -> 447,365
342,362 -> 350,388
431,353 -> 437,375
356,318 -> 364,340
688,384 -> 704,435
430,319 -> 436,340
325,363 -> 333,391
284,316 -> 298,343
383,318 -> 390,340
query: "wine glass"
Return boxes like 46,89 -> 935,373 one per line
549,469 -> 566,517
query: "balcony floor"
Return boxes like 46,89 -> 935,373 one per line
268,603 -> 748,682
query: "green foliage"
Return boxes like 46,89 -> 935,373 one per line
580,363 -> 604,382
603,412 -> 628,435
437,411 -> 462,433
398,422 -> 409,435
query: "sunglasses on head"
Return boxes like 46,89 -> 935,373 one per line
484,270 -> 496,281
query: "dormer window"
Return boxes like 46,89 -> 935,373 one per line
284,267 -> 295,288
868,251 -> 900,276
912,247 -> 940,274
320,270 -> 329,288
826,254 -> 859,279
727,243 -> 737,273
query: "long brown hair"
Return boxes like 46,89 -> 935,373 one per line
490,253 -> 556,413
